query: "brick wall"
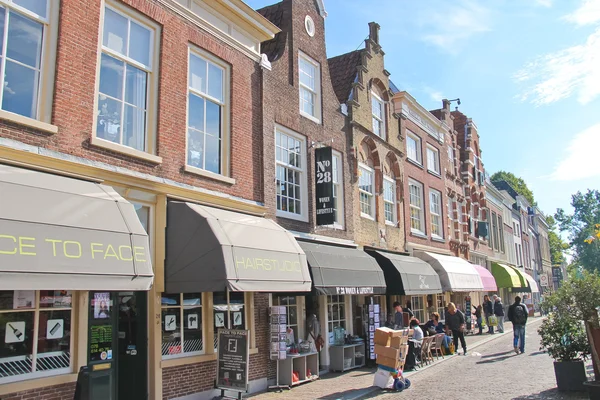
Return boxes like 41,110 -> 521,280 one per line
0,382 -> 75,400
1,0 -> 262,204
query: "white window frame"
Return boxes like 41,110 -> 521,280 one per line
212,291 -> 249,350
383,176 -> 396,225
161,293 -> 204,359
327,295 -> 346,344
429,189 -> 443,239
0,0 -> 59,132
275,125 -> 308,222
0,290 -> 74,384
406,132 -> 422,165
298,51 -> 321,123
331,150 -> 345,229
184,46 -> 232,182
409,179 -> 425,235
426,145 -> 440,175
358,163 -> 375,220
371,92 -> 385,138
411,295 -> 424,324
274,295 -> 299,345
91,1 -> 161,163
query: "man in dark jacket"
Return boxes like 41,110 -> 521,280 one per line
508,296 -> 528,354
483,295 -> 494,334
493,295 -> 505,333
445,302 -> 467,355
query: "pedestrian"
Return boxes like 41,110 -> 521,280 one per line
483,295 -> 494,334
473,304 -> 483,335
494,295 -> 505,333
445,302 -> 467,356
392,301 -> 404,329
508,295 -> 528,354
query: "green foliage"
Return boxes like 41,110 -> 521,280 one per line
555,190 -> 600,272
490,170 -> 535,205
538,313 -> 590,362
546,215 -> 568,266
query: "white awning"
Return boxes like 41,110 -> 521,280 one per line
414,252 -> 484,292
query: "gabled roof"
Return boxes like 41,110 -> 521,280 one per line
327,50 -> 363,104
256,1 -> 288,61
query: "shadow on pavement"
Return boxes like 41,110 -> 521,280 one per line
511,387 -> 588,399
480,350 -> 514,358
528,351 -> 546,357
476,354 -> 515,364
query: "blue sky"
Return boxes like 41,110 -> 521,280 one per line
246,0 -> 600,218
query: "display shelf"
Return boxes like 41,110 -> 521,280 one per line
277,352 -> 320,387
329,343 -> 366,372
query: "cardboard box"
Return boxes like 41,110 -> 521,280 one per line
374,344 -> 399,360
376,355 -> 399,370
376,327 -> 403,337
374,327 -> 402,346
389,336 -> 404,349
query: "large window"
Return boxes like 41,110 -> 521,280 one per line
406,132 -> 422,164
327,295 -> 346,344
276,128 -> 307,220
383,176 -> 396,224
358,164 -> 374,219
161,293 -> 203,358
409,180 -> 425,234
298,52 -> 321,122
0,290 -> 72,383
498,215 -> 505,252
96,3 -> 157,154
491,212 -> 499,251
0,0 -> 55,121
430,189 -> 443,239
212,292 -> 245,349
187,50 -> 227,175
331,151 -> 344,227
371,92 -> 385,137
274,296 -> 298,345
411,296 -> 424,324
426,146 -> 440,175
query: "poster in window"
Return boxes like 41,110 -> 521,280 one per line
315,146 -> 334,226
5,321 -> 25,343
93,292 -> 111,319
46,319 -> 64,340
233,311 -> 243,327
13,291 -> 34,309
215,312 -> 225,328
89,324 -> 113,362
187,313 -> 198,329
164,315 -> 177,331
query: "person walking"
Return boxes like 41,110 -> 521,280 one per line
445,302 -> 467,356
392,301 -> 404,329
508,296 -> 528,354
494,296 -> 505,333
473,304 -> 483,335
483,295 -> 494,334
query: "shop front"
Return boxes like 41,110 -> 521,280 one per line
507,267 -> 540,315
491,262 -> 523,310
163,201 -> 312,397
0,164 -> 154,399
297,241 -> 386,371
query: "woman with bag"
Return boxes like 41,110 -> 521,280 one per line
445,303 -> 467,356
493,296 -> 505,333
483,295 -> 494,334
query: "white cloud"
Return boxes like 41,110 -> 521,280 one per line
422,86 -> 444,103
418,0 -> 492,51
534,0 -> 553,7
549,123 -> 600,180
563,0 -> 600,26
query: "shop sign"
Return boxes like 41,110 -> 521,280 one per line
336,286 -> 374,295
216,329 -> 249,392
539,275 -> 548,287
315,146 -> 334,226
465,296 -> 472,331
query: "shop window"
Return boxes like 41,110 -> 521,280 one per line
0,290 -> 72,383
436,294 -> 445,318
410,296 -> 424,323
327,295 -> 346,344
212,292 -> 246,349
274,296 -> 298,345
160,293 -> 203,359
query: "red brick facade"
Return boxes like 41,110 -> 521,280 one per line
0,382 -> 75,400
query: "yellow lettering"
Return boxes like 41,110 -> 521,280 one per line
273,259 -> 284,271
118,245 -> 133,261
235,257 -> 245,269
0,235 -> 17,255
45,239 -> 62,257
291,261 -> 300,272
133,246 -> 146,262
245,258 -> 254,269
104,244 -> 119,260
255,258 -> 264,270
63,241 -> 81,258
18,237 -> 36,256
263,259 -> 272,271
91,243 -> 103,259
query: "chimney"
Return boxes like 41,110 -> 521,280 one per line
368,22 -> 380,45
442,99 -> 451,112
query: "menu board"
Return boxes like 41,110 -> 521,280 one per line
216,329 -> 249,392
90,324 -> 113,362
465,296 -> 472,331
269,306 -> 287,360
368,303 -> 380,360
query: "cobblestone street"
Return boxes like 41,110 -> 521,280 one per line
250,318 -> 593,400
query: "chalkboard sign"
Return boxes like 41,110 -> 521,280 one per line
465,297 -> 472,331
216,329 -> 249,392
89,324 -> 113,362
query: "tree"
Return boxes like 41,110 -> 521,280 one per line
546,215 -> 569,265
555,189 -> 600,273
490,170 -> 535,205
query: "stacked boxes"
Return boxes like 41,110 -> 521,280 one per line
373,327 -> 404,369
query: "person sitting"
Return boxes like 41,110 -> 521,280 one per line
424,312 -> 451,351
410,318 -> 423,344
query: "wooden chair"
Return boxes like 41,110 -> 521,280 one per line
431,333 -> 445,360
419,337 -> 433,366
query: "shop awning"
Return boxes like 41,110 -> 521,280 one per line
165,201 -> 311,293
509,267 -> 540,293
366,250 -> 442,295
491,263 -> 522,288
0,164 -> 153,290
299,241 -> 386,295
472,265 -> 498,292
414,252 -> 484,292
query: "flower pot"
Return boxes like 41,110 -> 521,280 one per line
583,381 -> 600,400
554,361 -> 587,392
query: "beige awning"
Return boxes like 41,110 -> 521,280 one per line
0,164 -> 153,290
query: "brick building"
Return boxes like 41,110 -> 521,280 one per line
0,0 -> 285,399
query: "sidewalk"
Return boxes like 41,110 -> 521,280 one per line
248,317 -> 543,400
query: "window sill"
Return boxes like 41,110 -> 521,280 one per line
249,347 -> 259,355
161,353 -> 216,368
385,221 -> 397,227
90,136 -> 162,164
360,213 -> 375,221
0,110 -> 58,134
427,169 -> 442,179
407,158 -> 424,169
410,230 -> 427,239
184,164 -> 236,185
432,236 -> 446,243
300,111 -> 321,124
276,210 -> 308,223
